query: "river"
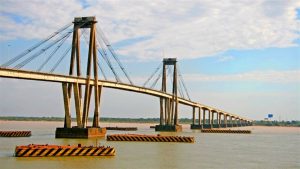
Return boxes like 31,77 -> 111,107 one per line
0,121 -> 299,169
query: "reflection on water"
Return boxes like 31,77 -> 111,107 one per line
0,121 -> 299,169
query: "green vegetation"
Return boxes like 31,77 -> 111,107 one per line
0,116 -> 299,127
0,116 -> 65,121
253,120 -> 300,127
0,116 -> 159,123
0,116 -> 195,124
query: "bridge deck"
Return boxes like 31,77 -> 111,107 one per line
0,67 -> 251,121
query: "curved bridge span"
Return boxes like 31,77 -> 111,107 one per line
0,67 -> 251,122
0,17 -> 252,134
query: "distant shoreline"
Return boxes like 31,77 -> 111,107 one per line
0,116 -> 160,123
0,116 -> 299,127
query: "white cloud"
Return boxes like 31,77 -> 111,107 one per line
184,70 -> 300,83
127,70 -> 300,88
0,0 -> 299,60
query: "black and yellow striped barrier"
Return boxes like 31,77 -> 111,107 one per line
0,131 -> 31,137
15,144 -> 116,157
106,126 -> 137,131
201,129 -> 251,134
107,134 -> 194,143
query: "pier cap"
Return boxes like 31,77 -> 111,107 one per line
163,58 -> 177,65
73,16 -> 97,28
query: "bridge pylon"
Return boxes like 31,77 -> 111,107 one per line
56,16 -> 106,138
155,58 -> 182,132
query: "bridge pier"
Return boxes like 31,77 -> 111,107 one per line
235,117 -> 238,127
56,17 -> 106,138
219,114 -> 226,128
241,120 -> 245,126
191,107 -> 203,129
218,113 -> 222,128
211,110 -> 214,128
231,116 -> 237,127
234,117 -> 239,127
237,118 -> 242,127
211,110 -> 220,128
190,107 -> 250,129
225,116 -> 232,127
201,108 -> 212,129
212,111 -> 221,128
156,58 -> 182,132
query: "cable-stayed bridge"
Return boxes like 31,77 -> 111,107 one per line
0,17 -> 251,137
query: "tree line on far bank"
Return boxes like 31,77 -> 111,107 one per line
0,116 -> 299,127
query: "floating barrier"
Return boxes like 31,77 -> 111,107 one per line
106,126 -> 137,131
0,131 -> 31,137
15,144 -> 116,157
201,129 -> 251,134
107,134 -> 194,143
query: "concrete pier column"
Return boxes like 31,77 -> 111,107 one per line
218,113 -> 221,128
227,116 -> 231,127
248,120 -> 252,126
73,83 -> 83,128
198,107 -> 201,126
224,114 -> 228,128
62,82 -> 71,128
208,110 -> 211,128
202,109 -> 211,129
211,111 -> 214,128
221,113 -> 226,128
191,106 -> 202,129
223,114 -> 227,128
211,110 -> 220,128
202,108 -> 206,125
235,117 -> 238,127
192,107 -> 196,125
238,119 -> 241,127
219,113 -> 223,128
159,97 -> 164,125
234,117 -> 237,127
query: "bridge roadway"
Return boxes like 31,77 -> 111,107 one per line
0,67 -> 251,122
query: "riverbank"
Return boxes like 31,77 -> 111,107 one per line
0,116 -> 299,127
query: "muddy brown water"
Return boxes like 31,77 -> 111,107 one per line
0,121 -> 299,169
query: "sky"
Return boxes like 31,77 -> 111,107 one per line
0,0 -> 299,121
